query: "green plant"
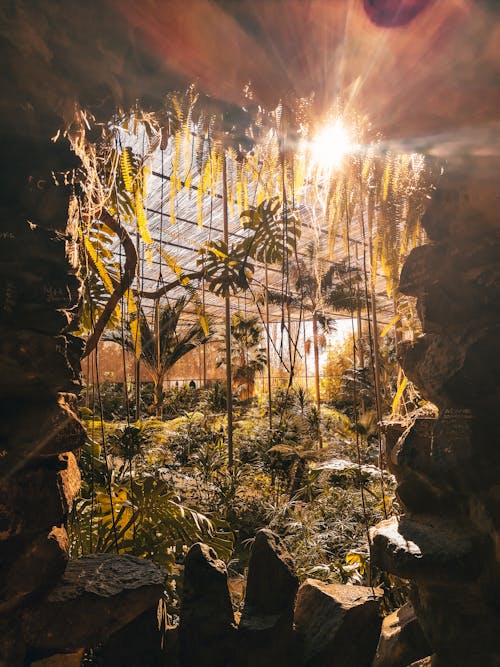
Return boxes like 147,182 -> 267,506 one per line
217,312 -> 267,401
107,422 -> 152,463
108,295 -> 210,417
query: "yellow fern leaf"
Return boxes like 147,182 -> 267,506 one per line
382,161 -> 391,201
125,288 -> 136,315
120,147 -> 134,193
135,191 -> 152,244
392,375 -> 408,416
83,235 -> 114,295
130,316 -> 142,359
197,185 -> 204,227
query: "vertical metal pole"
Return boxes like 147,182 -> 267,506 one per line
370,287 -> 384,423
155,298 -> 161,418
222,152 -> 234,468
357,292 -> 366,414
135,233 -> 141,420
367,230 -> 384,424
303,318 -> 309,391
312,311 -> 323,448
265,262 -> 273,432
201,273 -> 207,387
357,291 -> 365,368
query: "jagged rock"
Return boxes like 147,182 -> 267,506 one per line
179,543 -> 236,666
0,525 -> 68,614
294,578 -> 383,667
407,658 -> 433,667
0,454 -> 80,541
0,393 -> 86,470
410,583 -> 500,667
241,529 -> 298,624
390,418 -> 455,513
29,650 -> 84,666
398,336 -> 464,409
372,601 -> 431,667
370,516 -> 482,584
0,330 -> 80,399
239,529 -> 301,666
383,420 -> 407,476
22,554 -> 164,652
399,327 -> 500,412
98,606 -> 178,667
0,617 -> 26,667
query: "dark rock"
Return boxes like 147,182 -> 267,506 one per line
398,336 -> 464,409
239,529 -> 301,666
407,658 -> 433,667
399,328 -> 500,412
241,529 -> 298,623
29,650 -> 84,666
0,396 -> 86,469
179,542 -> 235,667
98,605 -> 178,667
373,601 -> 431,667
22,554 -> 164,652
410,584 -> 500,667
0,525 -> 68,614
0,616 -> 26,667
370,516 -> 483,584
0,454 -> 80,541
0,330 -> 79,399
389,418 -> 456,513
383,420 -> 407,477
294,578 -> 383,667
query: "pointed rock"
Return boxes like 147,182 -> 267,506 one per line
294,578 -> 383,667
239,529 -> 301,666
179,543 -> 235,667
373,601 -> 431,667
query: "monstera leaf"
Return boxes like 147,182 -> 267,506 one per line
240,197 -> 301,264
198,240 -> 254,297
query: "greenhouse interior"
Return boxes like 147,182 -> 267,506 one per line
1,1 -> 500,665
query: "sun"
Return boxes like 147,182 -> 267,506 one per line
309,120 -> 353,171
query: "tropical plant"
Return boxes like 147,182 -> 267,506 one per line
217,312 -> 267,400
108,294 -> 211,417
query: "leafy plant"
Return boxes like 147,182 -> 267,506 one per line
217,312 -> 267,401
108,295 -> 210,416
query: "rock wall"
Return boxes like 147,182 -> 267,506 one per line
0,114 -> 86,664
371,158 -> 500,667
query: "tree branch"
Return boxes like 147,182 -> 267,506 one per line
83,209 -> 137,357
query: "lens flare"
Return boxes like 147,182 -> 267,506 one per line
309,120 -> 353,171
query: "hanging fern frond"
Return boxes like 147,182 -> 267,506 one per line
120,147 -> 134,193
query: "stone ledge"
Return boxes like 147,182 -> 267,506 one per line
22,554 -> 164,653
370,516 -> 483,584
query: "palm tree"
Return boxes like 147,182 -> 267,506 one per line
217,312 -> 267,401
110,295 -> 211,416
268,245 -> 361,444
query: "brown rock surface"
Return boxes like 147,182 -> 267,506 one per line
373,602 -> 431,667
179,543 -> 236,666
29,650 -> 84,666
0,454 -> 80,542
241,529 -> 299,625
22,554 -> 164,652
294,578 -> 383,667
98,606 -> 178,667
239,529 -> 301,666
369,515 -> 482,584
0,525 -> 68,614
